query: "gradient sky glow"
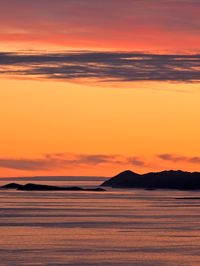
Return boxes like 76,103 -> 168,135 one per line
0,0 -> 200,177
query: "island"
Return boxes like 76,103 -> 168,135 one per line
101,170 -> 200,190
0,183 -> 105,192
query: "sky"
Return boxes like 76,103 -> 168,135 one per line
0,0 -> 200,177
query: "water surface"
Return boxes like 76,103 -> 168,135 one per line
1,178 -> 200,265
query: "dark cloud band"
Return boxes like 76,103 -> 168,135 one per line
1,153 -> 199,171
1,51 -> 200,83
0,154 -> 146,171
158,154 -> 200,164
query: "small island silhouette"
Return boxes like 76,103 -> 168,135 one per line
0,183 -> 105,192
101,170 -> 200,190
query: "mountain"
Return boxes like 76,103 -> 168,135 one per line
101,170 -> 200,190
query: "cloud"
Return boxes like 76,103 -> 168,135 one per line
158,154 -> 186,162
0,153 -> 146,171
0,1 -> 200,50
158,154 -> 200,164
1,51 -> 200,83
2,152 -> 199,172
126,156 -> 146,166
0,158 -> 52,171
189,157 -> 200,164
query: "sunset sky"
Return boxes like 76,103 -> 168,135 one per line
0,0 -> 200,177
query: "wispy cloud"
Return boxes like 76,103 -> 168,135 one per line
0,153 -> 146,171
1,153 -> 199,171
126,156 -> 146,167
158,154 -> 200,164
1,51 -> 200,83
0,1 -> 200,50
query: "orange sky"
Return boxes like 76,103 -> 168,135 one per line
0,1 -> 200,177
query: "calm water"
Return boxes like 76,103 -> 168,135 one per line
1,178 -> 200,265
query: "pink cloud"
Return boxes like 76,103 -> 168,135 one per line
1,1 -> 200,50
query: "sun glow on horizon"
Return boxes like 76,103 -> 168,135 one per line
1,1 -> 200,177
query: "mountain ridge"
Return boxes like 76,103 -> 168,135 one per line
101,170 -> 200,190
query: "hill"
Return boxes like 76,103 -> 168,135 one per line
101,170 -> 200,190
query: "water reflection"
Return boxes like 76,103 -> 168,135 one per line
1,179 -> 200,265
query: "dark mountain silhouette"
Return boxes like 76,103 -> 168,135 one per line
0,183 -> 105,192
101,170 -> 200,190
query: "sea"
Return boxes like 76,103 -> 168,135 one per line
1,176 -> 200,266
